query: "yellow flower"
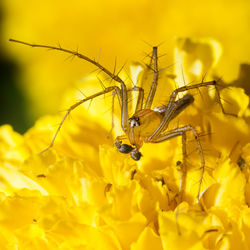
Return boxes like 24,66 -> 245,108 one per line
1,24 -> 250,249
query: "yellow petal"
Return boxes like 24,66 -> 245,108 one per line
131,226 -> 163,250
100,212 -> 146,250
159,203 -> 207,250
211,159 -> 245,208
99,144 -> 135,186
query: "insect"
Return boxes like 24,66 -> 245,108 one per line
9,39 -> 232,199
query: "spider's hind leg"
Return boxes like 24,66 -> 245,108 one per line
176,132 -> 188,204
167,80 -> 237,117
214,83 -> 237,117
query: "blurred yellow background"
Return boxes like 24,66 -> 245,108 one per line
0,0 -> 249,133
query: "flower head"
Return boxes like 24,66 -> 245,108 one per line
1,38 -> 250,249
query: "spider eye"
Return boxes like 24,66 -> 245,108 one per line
116,143 -> 134,154
130,150 -> 142,161
129,117 -> 140,128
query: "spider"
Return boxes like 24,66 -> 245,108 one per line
9,39 -> 232,199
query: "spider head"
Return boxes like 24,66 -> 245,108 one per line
115,141 -> 142,161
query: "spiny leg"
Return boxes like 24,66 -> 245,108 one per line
131,86 -> 144,112
176,132 -> 188,203
175,206 -> 182,235
40,86 -> 121,153
140,49 -> 154,92
167,80 -> 237,116
144,46 -> 159,109
107,86 -> 144,138
149,80 -> 236,141
214,84 -> 237,116
167,80 -> 217,109
107,91 -> 117,139
9,39 -> 129,132
10,39 -> 124,84
147,94 -> 194,141
148,125 -> 205,201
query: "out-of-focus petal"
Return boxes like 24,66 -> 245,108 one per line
203,158 -> 246,213
175,37 -> 222,83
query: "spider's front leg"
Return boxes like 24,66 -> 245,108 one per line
148,125 -> 205,202
107,86 -> 144,138
40,86 -> 122,154
9,39 -> 132,153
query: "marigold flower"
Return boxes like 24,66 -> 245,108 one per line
1,37 -> 250,250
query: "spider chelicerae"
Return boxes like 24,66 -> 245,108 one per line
9,39 -> 234,199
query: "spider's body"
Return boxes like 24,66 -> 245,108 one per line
9,39 -> 232,199
117,93 -> 195,160
123,108 -> 164,160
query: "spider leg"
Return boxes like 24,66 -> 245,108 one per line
131,86 -> 144,112
10,39 -> 124,84
167,80 -> 237,116
107,86 -> 144,138
176,132 -> 187,203
149,80 -> 236,141
147,94 -> 194,141
144,46 -> 159,109
167,80 -> 216,108
214,84 -> 237,116
9,39 -> 130,131
107,91 -> 117,139
148,125 -> 205,201
140,50 -> 154,91
40,86 -> 122,154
